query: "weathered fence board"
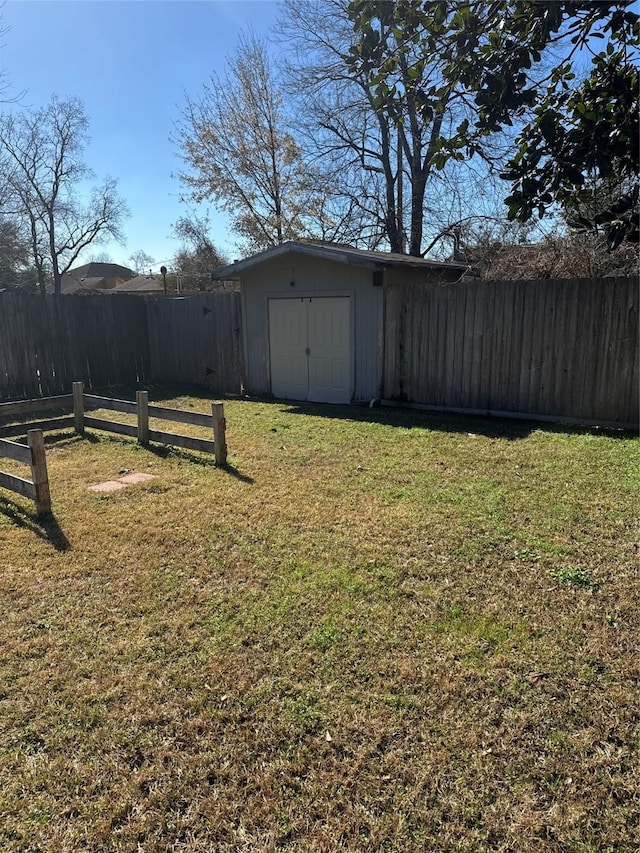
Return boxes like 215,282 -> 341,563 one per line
146,293 -> 243,394
0,292 -> 242,402
147,404 -> 214,428
0,293 -> 151,399
0,437 -> 32,464
0,416 -> 75,438
383,277 -> 639,428
84,416 -> 139,438
0,394 -> 73,418
0,428 -> 51,514
0,470 -> 36,500
84,395 -> 138,415
147,429 -> 216,455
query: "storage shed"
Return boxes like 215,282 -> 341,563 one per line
212,242 -> 466,404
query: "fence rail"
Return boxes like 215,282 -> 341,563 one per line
0,383 -> 227,515
0,392 -> 76,439
75,383 -> 227,464
0,417 -> 75,438
0,383 -> 227,462
0,430 -> 51,514
0,394 -> 73,418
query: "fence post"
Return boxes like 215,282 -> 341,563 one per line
73,381 -> 84,435
27,429 -> 51,516
212,402 -> 227,465
137,390 -> 149,446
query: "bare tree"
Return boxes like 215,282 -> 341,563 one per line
129,249 -> 155,275
87,251 -> 114,264
0,96 -> 128,294
177,31 -> 344,254
0,215 -> 36,289
464,227 -> 639,280
172,213 -> 230,291
0,4 -> 25,111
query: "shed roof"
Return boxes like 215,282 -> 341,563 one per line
212,241 -> 467,280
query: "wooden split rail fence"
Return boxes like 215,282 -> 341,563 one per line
0,383 -> 227,513
0,430 -> 51,515
72,383 -> 227,464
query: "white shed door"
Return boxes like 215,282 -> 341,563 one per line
268,297 -> 351,403
268,298 -> 308,400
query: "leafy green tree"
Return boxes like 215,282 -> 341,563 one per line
281,0 -> 502,256
347,1 -> 639,247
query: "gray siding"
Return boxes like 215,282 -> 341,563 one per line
241,254 -> 383,401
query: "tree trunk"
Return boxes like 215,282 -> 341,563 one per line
378,115 -> 401,253
397,128 -> 405,253
409,171 -> 426,257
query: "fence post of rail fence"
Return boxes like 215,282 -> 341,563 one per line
212,402 -> 227,465
73,381 -> 84,435
137,390 -> 149,446
27,429 -> 51,516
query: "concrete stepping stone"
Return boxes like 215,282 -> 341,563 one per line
89,472 -> 156,492
89,480 -> 128,493
119,473 -> 156,485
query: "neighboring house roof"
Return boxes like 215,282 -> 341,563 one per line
67,262 -> 134,281
58,276 -> 127,294
59,262 -> 135,294
107,275 -> 163,293
212,241 -> 468,280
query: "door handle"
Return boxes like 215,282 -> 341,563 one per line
305,347 -> 310,355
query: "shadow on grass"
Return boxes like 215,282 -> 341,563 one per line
48,429 -> 217,464
93,382 -> 632,442
0,496 -> 70,551
89,381 -> 228,405
136,443 -> 254,482
218,461 -> 254,484
45,430 -> 254,481
255,399 -> 635,441
43,430 -> 98,447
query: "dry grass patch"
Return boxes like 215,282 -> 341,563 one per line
0,389 -> 638,852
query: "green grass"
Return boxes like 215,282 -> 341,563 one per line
0,389 -> 638,852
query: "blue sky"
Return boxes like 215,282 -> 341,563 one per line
1,1 -> 282,271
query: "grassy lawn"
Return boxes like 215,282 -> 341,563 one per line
0,388 -> 638,852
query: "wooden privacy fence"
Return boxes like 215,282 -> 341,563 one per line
0,430 -> 51,515
383,276 -> 639,428
146,293 -> 243,395
0,292 -> 242,402
2,278 -> 637,427
0,292 -> 151,400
